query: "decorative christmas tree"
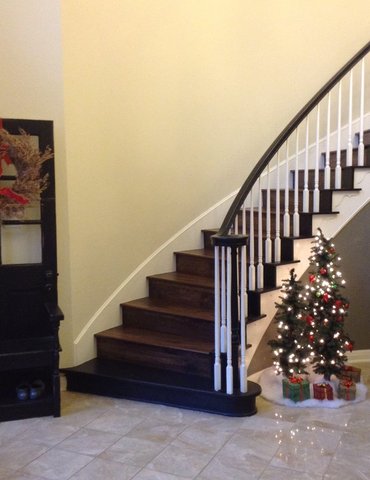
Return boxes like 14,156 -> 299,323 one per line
304,228 -> 353,381
268,268 -> 310,377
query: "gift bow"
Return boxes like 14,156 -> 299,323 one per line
289,376 -> 303,384
342,379 -> 354,388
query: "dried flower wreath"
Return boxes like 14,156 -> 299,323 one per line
0,128 -> 53,220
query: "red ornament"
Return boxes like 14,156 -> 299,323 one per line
323,292 -> 329,303
335,300 -> 343,308
345,303 -> 350,309
328,247 -> 335,254
309,274 -> 316,283
320,268 -> 327,275
309,334 -> 314,343
337,316 -> 343,322
346,342 -> 353,352
305,315 -> 314,325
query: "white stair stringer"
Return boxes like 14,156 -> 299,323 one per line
246,237 -> 312,371
312,168 -> 370,238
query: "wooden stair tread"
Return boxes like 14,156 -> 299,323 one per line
96,325 -> 214,353
175,249 -> 214,258
148,272 -> 214,288
123,297 -> 213,321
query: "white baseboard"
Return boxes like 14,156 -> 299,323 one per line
347,349 -> 370,364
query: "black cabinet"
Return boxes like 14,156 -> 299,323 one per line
0,118 -> 63,422
0,304 -> 63,422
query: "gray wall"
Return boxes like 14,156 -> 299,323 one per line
249,202 -> 370,375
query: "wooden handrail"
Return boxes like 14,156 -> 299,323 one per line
218,41 -> 370,236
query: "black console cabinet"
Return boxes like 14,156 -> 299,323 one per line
0,118 -> 63,422
0,303 -> 63,422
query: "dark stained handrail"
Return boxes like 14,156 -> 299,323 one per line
218,41 -> 370,236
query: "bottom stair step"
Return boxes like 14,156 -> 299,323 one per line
62,358 -> 262,417
96,326 -> 214,377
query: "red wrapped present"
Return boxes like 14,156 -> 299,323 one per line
282,376 -> 310,403
338,379 -> 356,401
313,382 -> 334,401
339,365 -> 361,383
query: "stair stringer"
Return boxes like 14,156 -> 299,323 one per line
246,238 -> 313,372
312,169 -> 370,237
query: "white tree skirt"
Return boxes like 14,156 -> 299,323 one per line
258,366 -> 368,408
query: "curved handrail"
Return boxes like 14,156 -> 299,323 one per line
218,41 -> 370,236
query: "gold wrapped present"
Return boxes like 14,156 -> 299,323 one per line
338,379 -> 356,401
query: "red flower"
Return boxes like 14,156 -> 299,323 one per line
320,268 -> 327,275
335,300 -> 343,308
345,342 -> 353,352
309,274 -> 316,283
309,334 -> 314,343
0,187 -> 29,205
323,292 -> 329,303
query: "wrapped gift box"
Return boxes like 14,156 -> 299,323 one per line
313,382 -> 334,401
282,377 -> 310,403
339,365 -> 361,383
338,379 -> 356,401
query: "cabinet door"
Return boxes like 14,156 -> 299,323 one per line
0,119 -> 58,340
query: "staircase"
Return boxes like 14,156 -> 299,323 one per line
64,42 -> 370,416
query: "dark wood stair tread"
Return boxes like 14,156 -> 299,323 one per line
148,272 -> 214,288
63,358 -> 213,390
96,325 -> 214,354
175,248 -> 214,258
62,358 -> 262,416
122,297 -> 213,322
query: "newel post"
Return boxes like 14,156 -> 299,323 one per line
212,234 -> 248,394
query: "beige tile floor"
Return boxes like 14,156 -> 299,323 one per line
0,363 -> 369,480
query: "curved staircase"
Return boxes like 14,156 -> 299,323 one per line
64,43 -> 370,416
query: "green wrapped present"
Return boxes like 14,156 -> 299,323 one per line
338,379 -> 356,401
282,376 -> 310,403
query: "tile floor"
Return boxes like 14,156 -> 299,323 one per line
0,363 -> 369,480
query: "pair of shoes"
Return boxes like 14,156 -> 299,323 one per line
16,380 -> 45,401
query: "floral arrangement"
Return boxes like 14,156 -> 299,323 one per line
0,128 -> 53,220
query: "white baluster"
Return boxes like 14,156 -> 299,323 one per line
347,69 -> 353,166
226,247 -> 233,395
220,246 -> 227,353
257,177 -> 264,288
242,201 -> 248,319
239,242 -> 247,393
303,116 -> 310,212
265,164 -> 272,263
358,58 -> 365,166
313,104 -> 320,212
234,213 -> 239,235
324,92 -> 332,189
335,80 -> 342,188
274,152 -> 281,262
214,245 -> 221,391
293,128 -> 300,236
283,140 -> 290,237
248,187 -> 256,291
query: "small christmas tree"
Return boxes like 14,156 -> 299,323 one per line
304,228 -> 353,381
268,268 -> 310,377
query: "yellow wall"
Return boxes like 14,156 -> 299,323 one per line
0,0 -> 73,363
2,1 -> 370,366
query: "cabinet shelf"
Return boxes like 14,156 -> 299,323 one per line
0,395 -> 55,422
